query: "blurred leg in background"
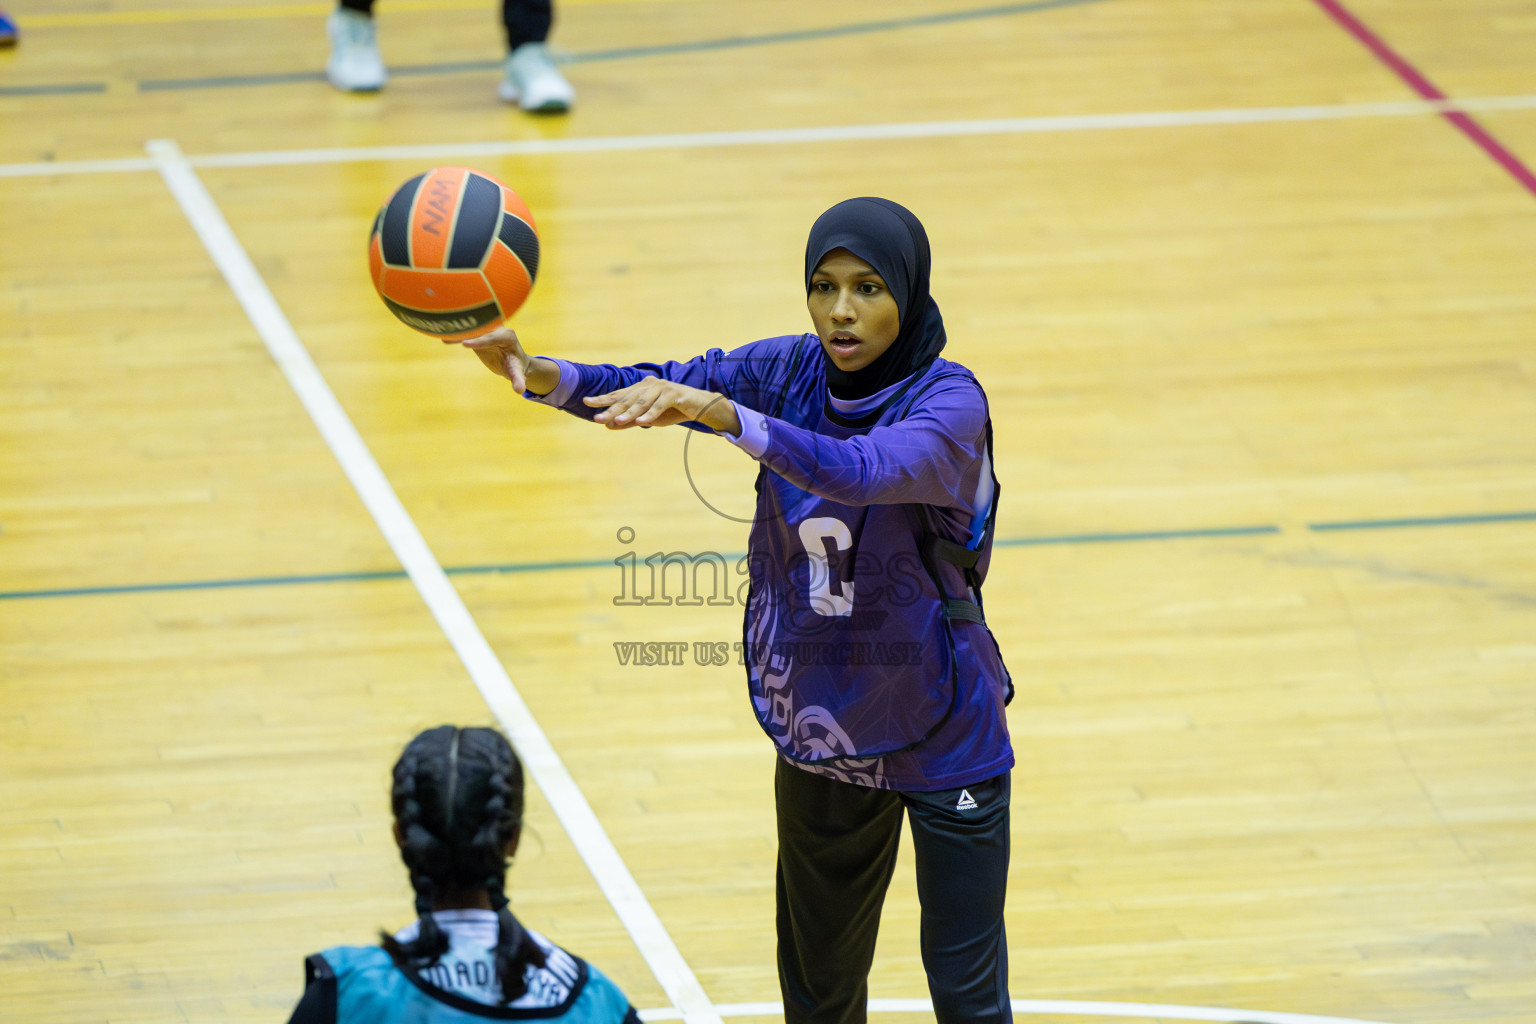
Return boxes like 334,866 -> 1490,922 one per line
324,0 -> 573,111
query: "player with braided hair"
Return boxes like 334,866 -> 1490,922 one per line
286,726 -> 641,1024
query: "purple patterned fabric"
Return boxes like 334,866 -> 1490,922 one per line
532,333 -> 1013,791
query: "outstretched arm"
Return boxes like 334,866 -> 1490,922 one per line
454,327 -> 559,396
742,376 -> 989,509
453,326 -> 771,436
580,377 -> 741,435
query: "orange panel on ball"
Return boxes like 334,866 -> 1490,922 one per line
407,167 -> 469,271
482,244 -> 533,319
498,185 -> 538,233
368,232 -> 385,292
378,266 -> 492,313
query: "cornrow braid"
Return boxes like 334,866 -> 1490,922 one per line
379,726 -> 539,1004
380,737 -> 454,968
478,747 -> 545,1000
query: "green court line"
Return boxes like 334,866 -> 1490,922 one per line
0,523 -> 1282,601
9,513 -> 1535,602
0,560 -> 608,601
0,82 -> 109,96
1309,510 -> 1536,531
995,525 -> 1280,546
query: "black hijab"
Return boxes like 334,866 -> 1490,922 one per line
804,197 -> 948,400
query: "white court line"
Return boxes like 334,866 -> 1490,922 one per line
640,998 -> 1405,1024
0,155 -> 158,177
6,95 -> 1536,177
145,137 -> 722,1024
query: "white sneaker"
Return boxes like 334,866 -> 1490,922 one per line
326,8 -> 387,92
498,42 -> 574,112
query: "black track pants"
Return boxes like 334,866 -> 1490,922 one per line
774,760 -> 1012,1024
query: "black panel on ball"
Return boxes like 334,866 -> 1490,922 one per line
381,173 -> 424,266
497,215 -> 541,283
380,296 -> 501,337
448,174 -> 504,269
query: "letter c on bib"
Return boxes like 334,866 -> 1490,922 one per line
796,517 -> 855,617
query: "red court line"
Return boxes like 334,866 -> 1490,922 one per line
1311,0 -> 1536,198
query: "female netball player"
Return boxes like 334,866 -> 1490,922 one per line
457,197 -> 1015,1024
286,726 -> 641,1024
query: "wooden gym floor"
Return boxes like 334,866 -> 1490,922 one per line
2,1 -> 1534,1022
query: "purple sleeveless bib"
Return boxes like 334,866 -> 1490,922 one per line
743,374 -> 979,765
